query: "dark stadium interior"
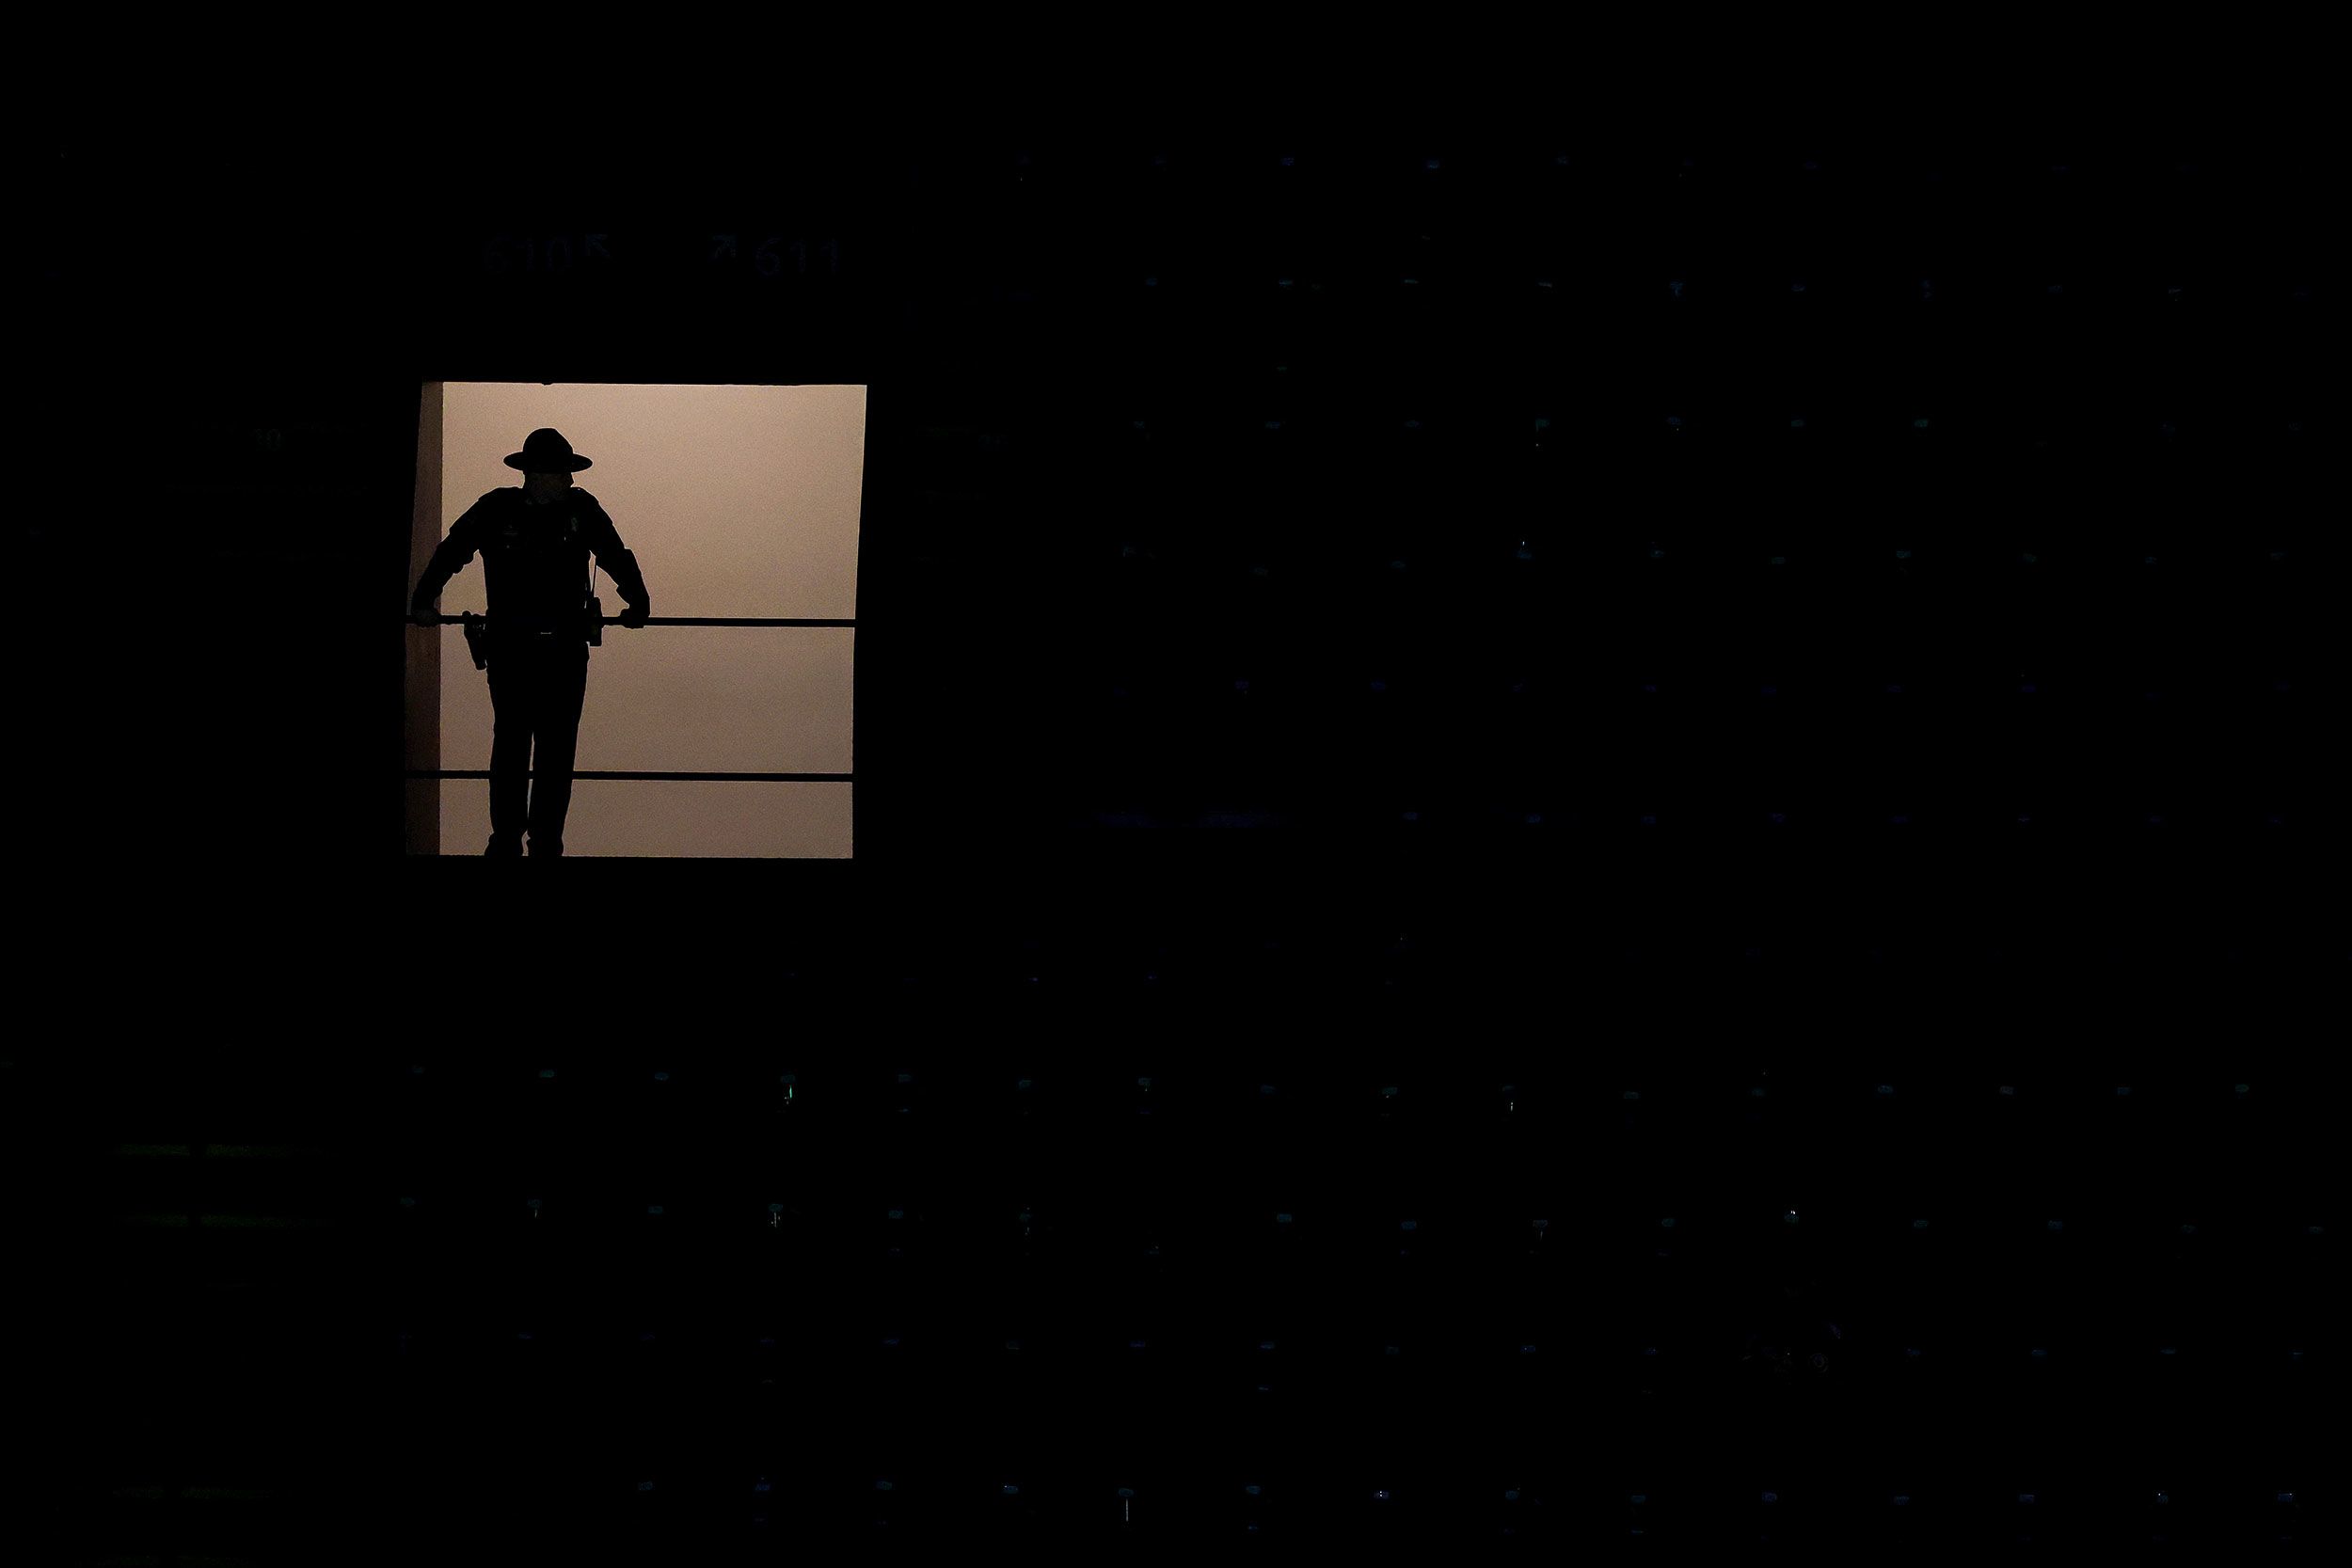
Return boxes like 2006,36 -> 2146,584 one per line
24,112 -> 2334,1557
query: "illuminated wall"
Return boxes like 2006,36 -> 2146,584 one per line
416,381 -> 862,857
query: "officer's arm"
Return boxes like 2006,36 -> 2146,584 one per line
410,500 -> 489,617
590,502 -> 652,617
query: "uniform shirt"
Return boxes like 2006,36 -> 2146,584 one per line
410,485 -> 652,641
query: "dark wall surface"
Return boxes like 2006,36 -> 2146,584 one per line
27,97 -> 2337,1559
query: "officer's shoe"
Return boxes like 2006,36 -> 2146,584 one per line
485,833 -> 522,857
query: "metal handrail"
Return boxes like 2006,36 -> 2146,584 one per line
409,615 -> 854,627
405,611 -> 857,779
407,769 -> 850,781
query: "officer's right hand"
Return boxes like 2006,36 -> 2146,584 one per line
411,609 -> 440,627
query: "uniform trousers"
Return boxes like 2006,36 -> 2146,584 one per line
484,631 -> 591,857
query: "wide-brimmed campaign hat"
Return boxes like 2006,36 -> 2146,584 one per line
504,428 -> 595,472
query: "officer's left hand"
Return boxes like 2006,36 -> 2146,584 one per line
619,606 -> 649,628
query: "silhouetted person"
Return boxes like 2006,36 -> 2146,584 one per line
410,428 -> 652,856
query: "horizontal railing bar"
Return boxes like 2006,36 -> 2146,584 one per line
410,770 -> 851,781
409,615 -> 854,627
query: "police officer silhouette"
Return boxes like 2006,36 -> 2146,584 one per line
410,428 -> 652,857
